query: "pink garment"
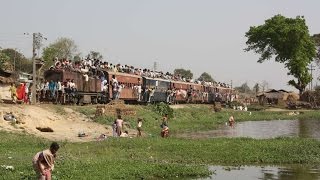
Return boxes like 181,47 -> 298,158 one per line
116,119 -> 123,127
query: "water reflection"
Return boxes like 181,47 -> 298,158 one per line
179,119 -> 320,139
200,165 -> 320,180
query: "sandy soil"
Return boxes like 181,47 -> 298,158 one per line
0,104 -> 113,142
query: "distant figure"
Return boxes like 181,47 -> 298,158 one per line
9,83 -> 17,103
120,130 -> 129,137
161,114 -> 168,128
116,115 -> 124,136
112,120 -> 117,137
161,125 -> 169,138
32,142 -> 60,180
137,118 -> 143,137
229,115 -> 235,127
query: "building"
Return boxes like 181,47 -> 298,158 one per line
257,89 -> 299,105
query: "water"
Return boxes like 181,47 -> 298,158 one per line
200,165 -> 320,180
179,119 -> 320,140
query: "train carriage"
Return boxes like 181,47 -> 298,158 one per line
142,77 -> 170,103
107,71 -> 141,102
43,69 -> 236,105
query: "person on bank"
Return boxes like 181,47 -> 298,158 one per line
32,142 -> 60,180
229,115 -> 235,127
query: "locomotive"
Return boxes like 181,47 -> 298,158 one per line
42,69 -> 235,105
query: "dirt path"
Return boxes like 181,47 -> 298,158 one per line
0,104 -> 113,142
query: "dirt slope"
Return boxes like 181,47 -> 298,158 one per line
0,104 -> 112,142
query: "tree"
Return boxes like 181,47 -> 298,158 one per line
0,51 -> 10,70
0,48 -> 32,72
87,51 -> 103,60
198,72 -> 215,82
313,34 -> 320,62
253,83 -> 260,95
42,37 -> 79,70
245,15 -> 317,95
235,82 -> 252,94
173,68 -> 193,79
260,80 -> 270,92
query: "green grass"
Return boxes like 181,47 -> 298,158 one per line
2,104 -> 320,179
73,104 -> 320,136
1,131 -> 320,179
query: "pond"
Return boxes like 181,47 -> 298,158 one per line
199,165 -> 320,180
178,119 -> 320,139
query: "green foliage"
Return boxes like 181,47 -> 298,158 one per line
313,33 -> 320,61
42,37 -> 79,70
198,72 -> 215,82
247,104 -> 266,111
151,102 -> 174,118
0,51 -> 10,69
253,83 -> 260,95
245,15 -> 317,95
0,48 -> 31,72
235,82 -> 252,93
173,68 -> 193,79
87,51 -> 103,60
1,131 -> 320,179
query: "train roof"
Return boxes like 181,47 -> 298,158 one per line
142,76 -> 171,82
106,71 -> 142,78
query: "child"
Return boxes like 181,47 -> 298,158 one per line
112,120 -> 117,137
137,118 -> 143,137
32,142 -> 60,180
120,130 -> 129,137
161,114 -> 168,128
229,115 -> 235,127
161,125 -> 169,138
116,115 -> 124,136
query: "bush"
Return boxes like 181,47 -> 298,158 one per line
151,102 -> 174,118
247,105 -> 266,111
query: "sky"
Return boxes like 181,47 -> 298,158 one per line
0,0 -> 320,91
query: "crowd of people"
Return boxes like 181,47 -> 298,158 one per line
50,57 -> 231,88
9,83 -> 32,104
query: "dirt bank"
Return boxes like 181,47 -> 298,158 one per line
0,104 -> 112,142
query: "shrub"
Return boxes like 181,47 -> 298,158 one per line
151,102 -> 174,118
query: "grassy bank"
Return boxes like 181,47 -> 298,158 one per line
1,131 -> 320,179
73,104 -> 320,136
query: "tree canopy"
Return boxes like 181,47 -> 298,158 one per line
313,33 -> 320,62
198,72 -> 214,82
235,82 -> 252,94
0,51 -> 10,70
0,48 -> 32,72
253,83 -> 260,95
245,15 -> 317,95
87,51 -> 103,60
173,68 -> 193,79
42,37 -> 79,70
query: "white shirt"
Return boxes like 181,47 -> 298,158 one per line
57,82 -> 62,91
83,74 -> 89,82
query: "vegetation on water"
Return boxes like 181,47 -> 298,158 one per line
1,131 -> 320,179
2,104 -> 320,179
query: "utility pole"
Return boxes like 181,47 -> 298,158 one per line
31,32 -> 45,104
153,61 -> 157,72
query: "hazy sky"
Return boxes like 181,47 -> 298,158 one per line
1,0 -> 319,91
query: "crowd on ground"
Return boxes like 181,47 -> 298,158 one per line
50,57 -> 231,88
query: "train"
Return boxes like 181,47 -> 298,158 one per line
41,69 -> 235,105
